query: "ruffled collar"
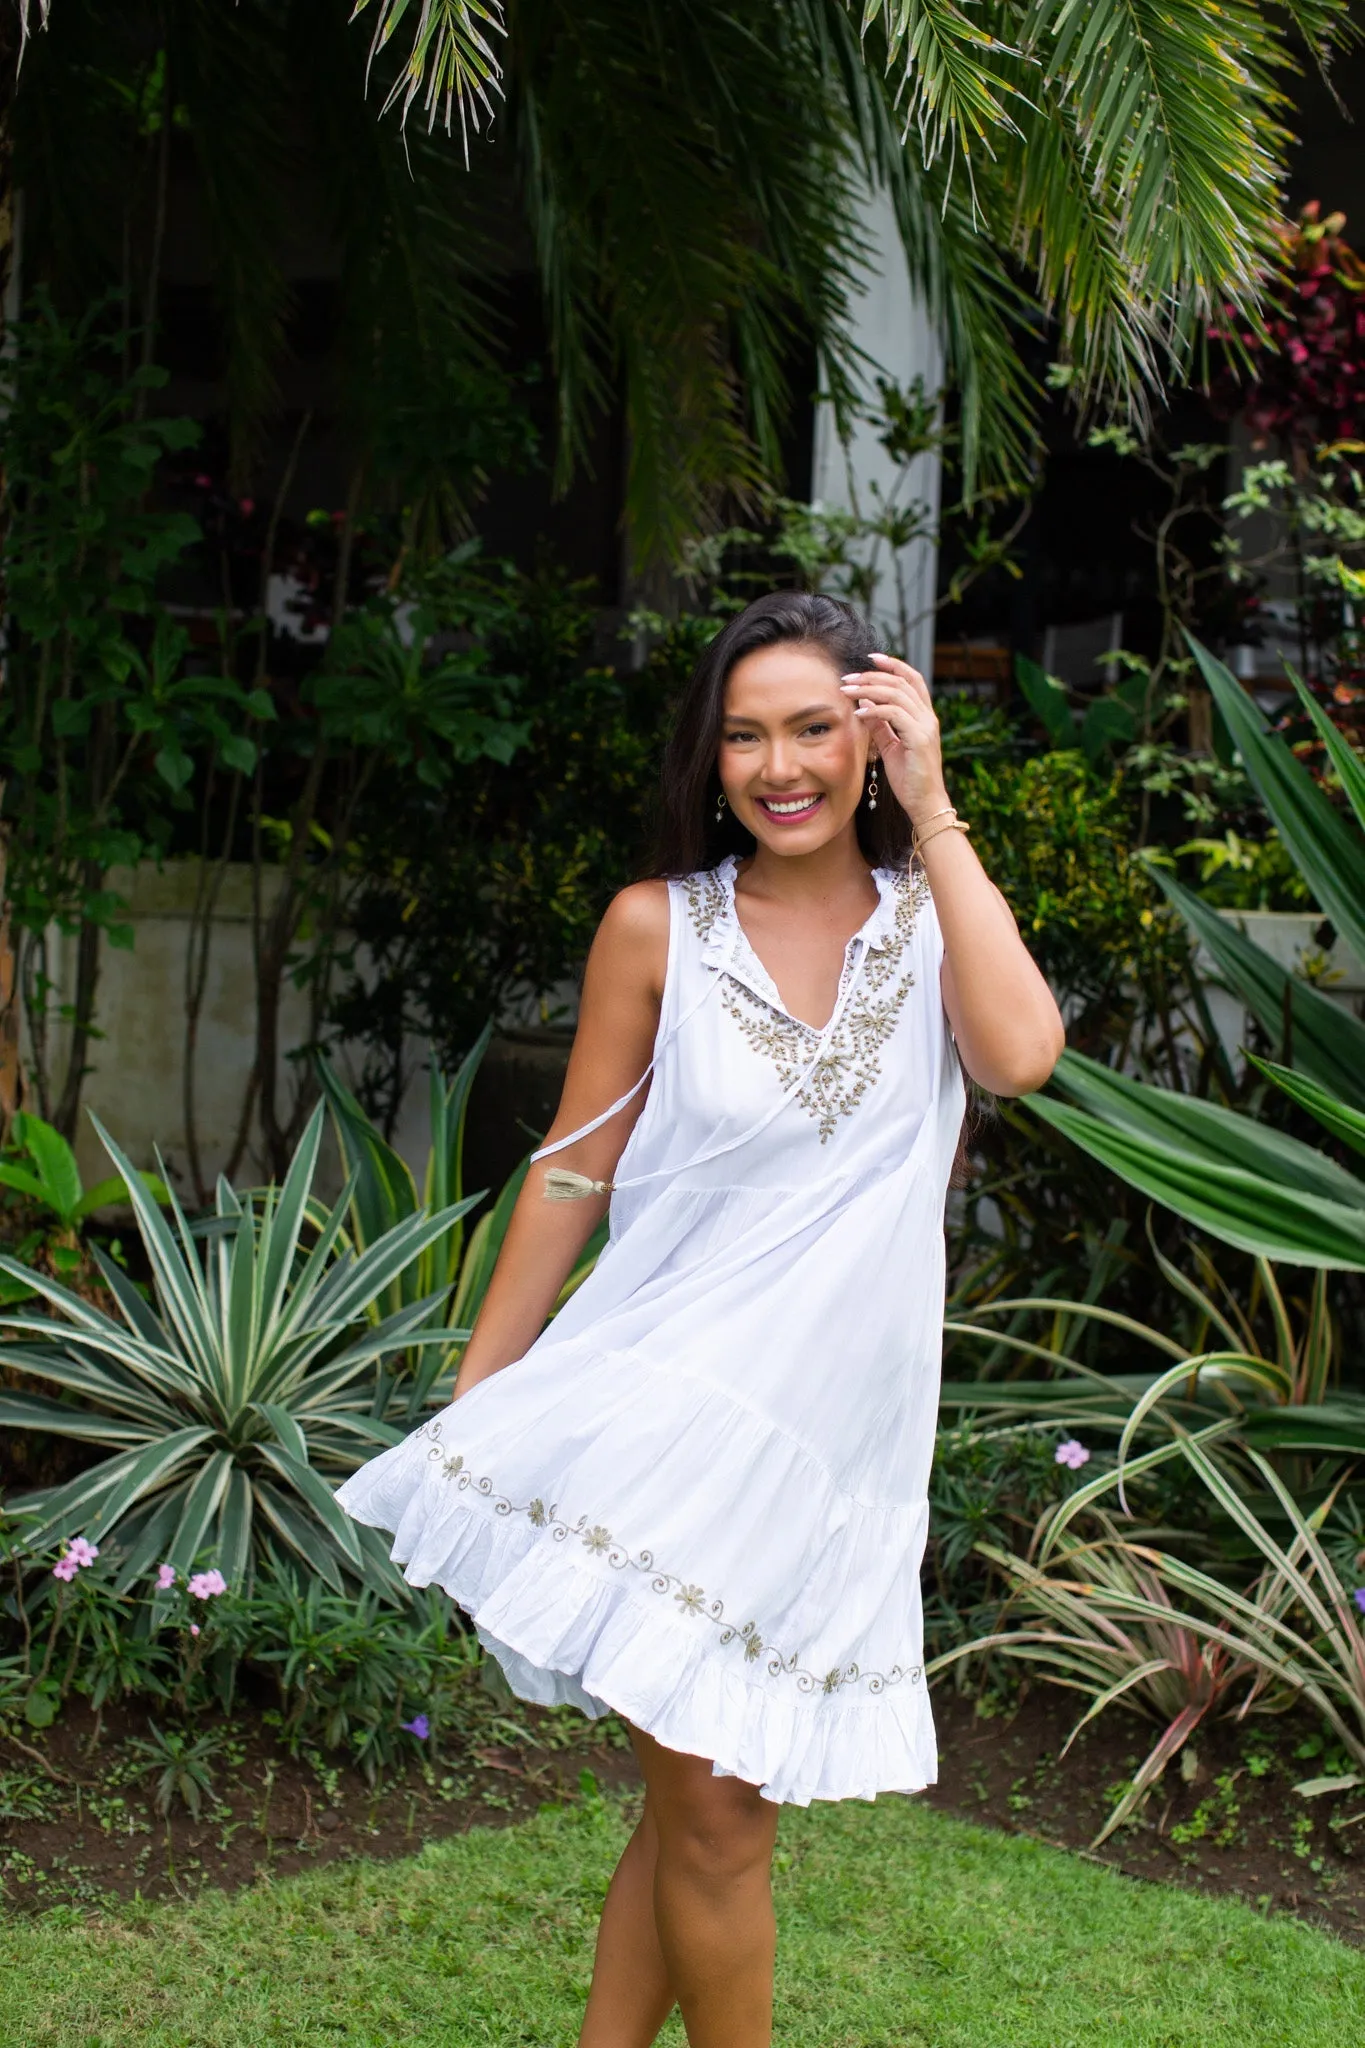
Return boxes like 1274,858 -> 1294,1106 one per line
701,853 -> 905,1018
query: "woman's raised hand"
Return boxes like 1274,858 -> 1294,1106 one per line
840,652 -> 951,828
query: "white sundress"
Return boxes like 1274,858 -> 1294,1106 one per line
335,851 -> 965,1805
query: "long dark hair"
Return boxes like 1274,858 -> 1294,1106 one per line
650,591 -> 914,877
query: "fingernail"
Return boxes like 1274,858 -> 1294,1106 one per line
839,681 -> 860,691
840,674 -> 862,683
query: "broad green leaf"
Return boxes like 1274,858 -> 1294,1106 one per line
0,1163 -> 51,1205
12,1112 -> 83,1220
1253,1056 -> 1365,1161
1029,1096 -> 1365,1269
72,1175 -> 133,1221
1150,867 -> 1365,1111
1047,1049 -> 1365,1209
1187,634 -> 1365,965
1014,653 -> 1075,749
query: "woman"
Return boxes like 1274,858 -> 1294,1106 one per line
336,591 -> 1064,2047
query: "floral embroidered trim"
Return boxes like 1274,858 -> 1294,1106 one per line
682,865 -> 730,945
718,865 -> 929,1142
418,1421 -> 922,1699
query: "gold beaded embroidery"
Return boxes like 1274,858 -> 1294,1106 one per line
711,865 -> 929,1142
415,1421 -> 923,1699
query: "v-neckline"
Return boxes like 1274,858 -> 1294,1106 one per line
721,856 -> 886,1033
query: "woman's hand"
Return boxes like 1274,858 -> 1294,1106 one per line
839,652 -> 950,826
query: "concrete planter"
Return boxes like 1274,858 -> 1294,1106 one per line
1198,909 -> 1364,1069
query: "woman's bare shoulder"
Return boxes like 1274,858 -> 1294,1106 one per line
600,878 -> 671,944
584,879 -> 671,1000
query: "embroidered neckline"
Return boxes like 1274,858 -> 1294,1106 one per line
681,859 -> 930,1142
416,1421 -> 923,1699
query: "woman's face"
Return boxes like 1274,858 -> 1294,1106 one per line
717,641 -> 870,855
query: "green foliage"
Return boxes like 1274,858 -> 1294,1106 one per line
953,749 -> 1186,1012
1027,639 -> 1365,1267
317,1034 -> 602,1407
123,1719 -> 227,1819
314,594 -> 529,788
0,1106 -> 476,1591
241,1566 -> 481,1779
334,559 -> 665,1093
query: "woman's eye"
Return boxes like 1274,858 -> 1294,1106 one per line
724,730 -> 757,745
802,722 -> 831,736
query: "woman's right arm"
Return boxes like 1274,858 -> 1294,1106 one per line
451,879 -> 671,1400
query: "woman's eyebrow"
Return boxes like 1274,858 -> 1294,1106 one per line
722,702 -> 837,729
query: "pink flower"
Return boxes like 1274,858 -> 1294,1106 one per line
238,497 -> 256,517
1055,1439 -> 1092,1471
66,1536 -> 100,1568
189,1623 -> 200,1637
156,1563 -> 177,1590
52,1556 -> 79,1582
188,1569 -> 227,1600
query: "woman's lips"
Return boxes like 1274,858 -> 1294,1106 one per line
754,793 -> 825,824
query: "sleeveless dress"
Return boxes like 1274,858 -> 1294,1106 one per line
335,852 -> 965,1805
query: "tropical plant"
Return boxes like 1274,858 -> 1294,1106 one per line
937,1432 -> 1365,1842
1027,638 -> 1365,1254
14,1 -> 1356,556
933,1515 -> 1279,1845
0,1108 -> 169,1305
317,1032 -> 605,1416
0,1105 -> 476,1591
240,1564 -> 480,1777
123,1718 -> 228,1819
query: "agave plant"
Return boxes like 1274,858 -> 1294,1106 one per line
317,1031 -> 605,1424
0,1106 -> 476,1591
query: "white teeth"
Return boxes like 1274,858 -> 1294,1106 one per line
761,796 -> 821,815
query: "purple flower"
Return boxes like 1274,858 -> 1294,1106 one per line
401,1714 -> 431,1741
1353,1588 -> 1365,1615
52,1556 -> 79,1582
188,1569 -> 227,1601
155,1563 -> 177,1591
1055,1439 -> 1092,1471
66,1536 -> 100,1568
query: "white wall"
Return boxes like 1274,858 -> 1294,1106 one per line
809,182 -> 943,680
30,862 -> 433,1198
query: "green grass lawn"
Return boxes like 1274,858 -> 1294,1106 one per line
0,1789 -> 1358,2048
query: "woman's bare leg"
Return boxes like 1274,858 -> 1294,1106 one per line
578,1794 -> 677,2047
631,1723 -> 781,2048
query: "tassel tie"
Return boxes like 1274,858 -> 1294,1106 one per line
542,1167 -> 613,1201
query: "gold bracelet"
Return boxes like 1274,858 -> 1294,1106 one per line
912,814 -> 971,857
915,803 -> 957,831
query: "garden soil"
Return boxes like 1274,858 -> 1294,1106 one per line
3,1685 -> 1363,1946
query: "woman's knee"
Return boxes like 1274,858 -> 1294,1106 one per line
656,1788 -> 777,1890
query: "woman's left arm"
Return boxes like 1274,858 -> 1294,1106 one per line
841,652 -> 1065,1097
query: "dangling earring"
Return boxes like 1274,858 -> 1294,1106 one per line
866,761 -> 879,811
715,791 -> 727,824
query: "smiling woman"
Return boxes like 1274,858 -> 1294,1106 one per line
335,590 -> 1064,2048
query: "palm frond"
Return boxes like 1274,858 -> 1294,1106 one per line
350,0 -> 506,154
